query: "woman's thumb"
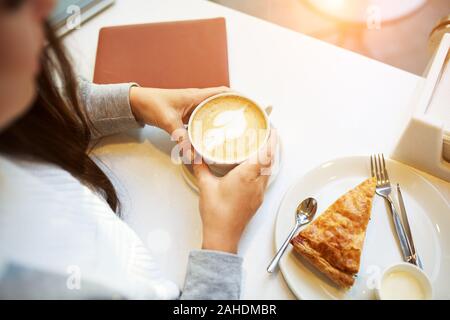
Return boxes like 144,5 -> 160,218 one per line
192,160 -> 215,185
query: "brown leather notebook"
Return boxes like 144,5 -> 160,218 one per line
93,17 -> 230,88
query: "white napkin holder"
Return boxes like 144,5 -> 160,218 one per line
393,34 -> 450,182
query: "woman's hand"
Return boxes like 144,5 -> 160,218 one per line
129,86 -> 229,138
192,131 -> 278,254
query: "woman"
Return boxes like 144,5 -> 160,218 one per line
0,0 -> 275,299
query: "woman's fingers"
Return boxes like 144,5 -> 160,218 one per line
257,129 -> 278,187
236,128 -> 278,180
192,158 -> 216,186
195,86 -> 230,101
171,127 -> 199,166
182,86 -> 230,124
191,124 -> 277,193
172,126 -> 189,142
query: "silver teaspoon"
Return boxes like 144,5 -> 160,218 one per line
267,197 -> 317,273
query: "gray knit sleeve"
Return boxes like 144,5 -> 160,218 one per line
180,250 -> 243,300
78,79 -> 144,139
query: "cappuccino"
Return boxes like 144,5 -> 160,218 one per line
190,95 -> 268,163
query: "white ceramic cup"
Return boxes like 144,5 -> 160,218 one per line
375,262 -> 433,300
187,92 -> 271,176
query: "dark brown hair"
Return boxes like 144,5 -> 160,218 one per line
0,22 -> 120,213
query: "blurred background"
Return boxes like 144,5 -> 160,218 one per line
210,0 -> 450,75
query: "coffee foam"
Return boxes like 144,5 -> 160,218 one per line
191,95 -> 268,162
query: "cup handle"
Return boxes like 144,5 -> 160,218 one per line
265,105 -> 273,117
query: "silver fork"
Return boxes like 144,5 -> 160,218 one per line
371,154 -> 417,266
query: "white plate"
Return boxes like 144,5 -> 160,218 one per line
275,156 -> 450,300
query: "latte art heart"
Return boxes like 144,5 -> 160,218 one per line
203,108 -> 247,151
190,95 -> 268,162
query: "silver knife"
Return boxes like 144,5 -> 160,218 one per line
383,198 -> 414,264
397,184 -> 423,269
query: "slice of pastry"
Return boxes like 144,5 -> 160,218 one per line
290,177 -> 376,288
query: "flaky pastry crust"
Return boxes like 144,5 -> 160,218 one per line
291,177 -> 376,289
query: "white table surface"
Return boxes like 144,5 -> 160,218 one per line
64,0 -> 450,299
